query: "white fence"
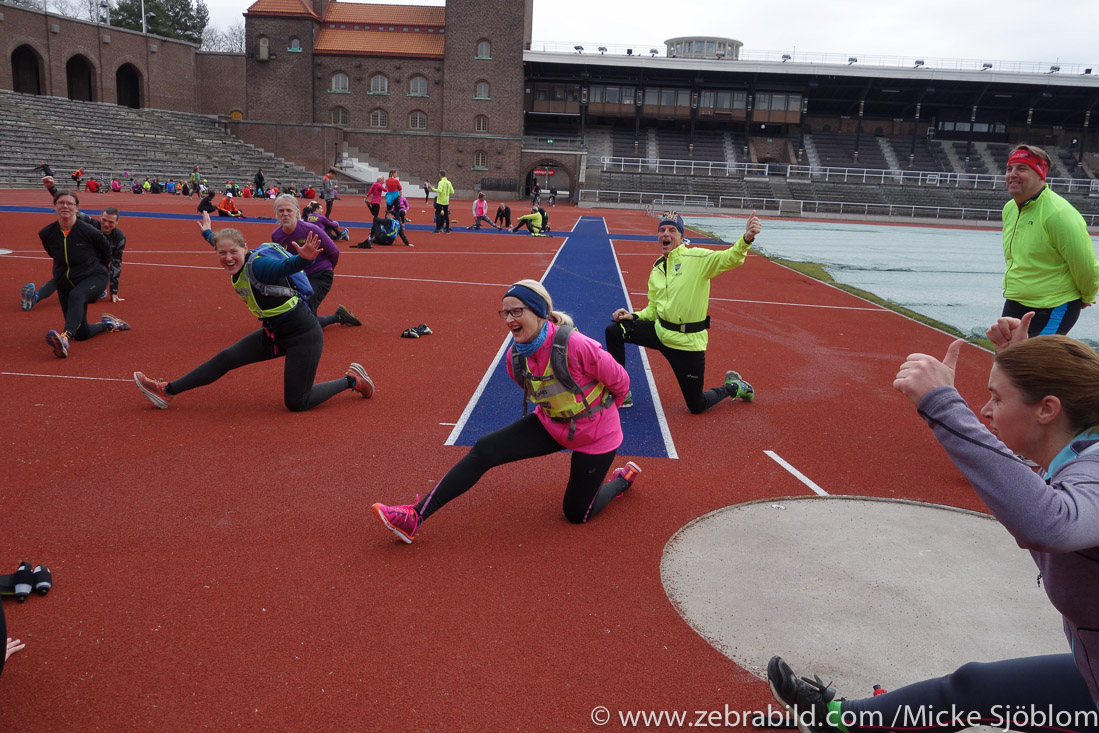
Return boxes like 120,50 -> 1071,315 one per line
601,156 -> 1099,194
581,189 -> 1099,226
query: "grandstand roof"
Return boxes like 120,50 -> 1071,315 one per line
323,2 -> 445,26
244,0 -> 320,20
314,28 -> 445,58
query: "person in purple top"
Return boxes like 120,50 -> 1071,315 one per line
302,200 -> 350,242
272,194 -> 360,330
768,311 -> 1099,733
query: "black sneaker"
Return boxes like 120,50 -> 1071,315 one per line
767,656 -> 842,733
413,323 -> 432,336
335,304 -> 362,327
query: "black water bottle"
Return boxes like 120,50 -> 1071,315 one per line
33,565 -> 52,596
13,561 -> 33,602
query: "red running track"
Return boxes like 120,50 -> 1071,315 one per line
0,191 -> 991,730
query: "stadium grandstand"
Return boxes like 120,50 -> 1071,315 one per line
2,0 -> 1098,222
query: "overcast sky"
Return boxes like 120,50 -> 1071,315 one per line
208,0 -> 1099,66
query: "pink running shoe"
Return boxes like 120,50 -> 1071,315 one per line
134,371 -> 173,409
347,362 -> 375,398
612,461 -> 641,497
372,497 -> 421,543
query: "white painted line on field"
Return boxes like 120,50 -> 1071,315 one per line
1,371 -> 131,383
765,450 -> 829,496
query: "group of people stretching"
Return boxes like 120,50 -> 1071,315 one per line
19,179 -> 1098,728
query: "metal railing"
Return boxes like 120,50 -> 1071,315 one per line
583,188 -> 1099,226
602,156 -> 768,176
578,189 -> 712,207
600,156 -> 1099,193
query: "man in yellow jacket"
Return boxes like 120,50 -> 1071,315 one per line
605,211 -> 761,413
431,170 -> 454,233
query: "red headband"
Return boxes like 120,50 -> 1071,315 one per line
1007,149 -> 1049,180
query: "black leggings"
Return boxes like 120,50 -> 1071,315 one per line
433,202 -> 451,231
307,269 -> 341,328
415,413 -> 626,524
166,305 -> 349,412
58,274 -> 109,340
1003,298 -> 1083,337
604,319 -> 733,414
842,654 -> 1098,732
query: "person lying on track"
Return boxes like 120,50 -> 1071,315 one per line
768,315 -> 1099,733
370,279 -> 639,544
133,223 -> 374,412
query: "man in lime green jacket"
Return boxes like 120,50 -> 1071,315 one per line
432,170 -> 454,233
1001,144 -> 1098,336
605,211 -> 761,414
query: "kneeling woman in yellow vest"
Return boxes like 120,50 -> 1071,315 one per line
132,213 -> 375,412
371,279 -> 639,544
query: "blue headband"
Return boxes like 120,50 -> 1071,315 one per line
505,283 -> 549,319
658,212 -> 684,235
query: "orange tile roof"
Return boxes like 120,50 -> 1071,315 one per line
323,2 -> 445,27
245,0 -> 319,19
314,28 -> 445,57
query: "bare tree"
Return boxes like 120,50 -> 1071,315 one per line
224,22 -> 245,53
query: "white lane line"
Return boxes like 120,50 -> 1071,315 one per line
764,450 -> 829,496
1,371 -> 131,383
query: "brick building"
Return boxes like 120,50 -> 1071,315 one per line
240,0 -> 532,192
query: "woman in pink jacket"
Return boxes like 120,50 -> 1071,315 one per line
469,191 -> 502,230
371,279 -> 638,543
364,176 -> 385,218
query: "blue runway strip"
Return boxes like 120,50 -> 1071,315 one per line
446,216 -> 677,458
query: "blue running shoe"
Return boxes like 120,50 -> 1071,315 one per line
20,283 -> 36,311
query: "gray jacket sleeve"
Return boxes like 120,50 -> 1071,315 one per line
918,385 -> 1099,553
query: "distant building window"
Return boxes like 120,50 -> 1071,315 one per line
410,111 -> 427,130
370,109 -> 388,128
331,107 -> 349,126
257,36 -> 269,61
288,37 -> 301,52
476,40 -> 491,58
370,74 -> 388,94
475,115 -> 488,132
475,80 -> 490,99
473,151 -> 487,169
330,73 -> 349,93
409,75 -> 428,96
230,109 -> 243,121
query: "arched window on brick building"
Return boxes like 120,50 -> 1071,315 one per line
370,74 -> 388,94
331,106 -> 349,126
369,109 -> 388,128
330,73 -> 349,93
409,110 -> 427,130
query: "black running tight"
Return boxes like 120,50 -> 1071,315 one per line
842,654 -> 1098,733
605,319 -> 733,414
166,306 -> 348,412
57,274 -> 109,340
415,414 -> 627,524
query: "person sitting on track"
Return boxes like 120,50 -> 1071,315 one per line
302,200 -> 350,242
604,211 -> 759,413
217,194 -> 245,219
469,192 -> 502,230
511,204 -> 547,236
270,196 -> 361,330
768,313 -> 1099,733
37,189 -> 129,358
357,206 -> 413,248
370,279 -> 637,544
133,222 -> 374,412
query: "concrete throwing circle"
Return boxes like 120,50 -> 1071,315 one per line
661,496 -> 1066,698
